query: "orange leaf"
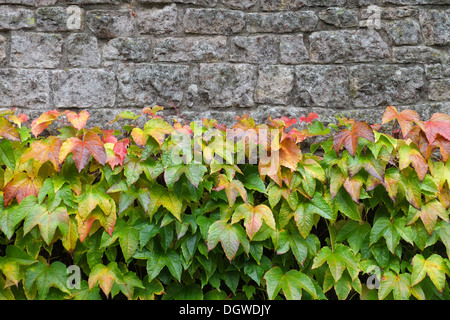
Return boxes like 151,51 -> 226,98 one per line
59,130 -> 107,172
3,173 -> 42,206
279,137 -> 302,172
213,174 -> 247,207
20,136 -> 62,172
399,144 -> 428,181
333,121 -> 374,157
30,110 -> 61,137
65,110 -> 90,130
382,106 -> 419,137
0,117 -> 20,141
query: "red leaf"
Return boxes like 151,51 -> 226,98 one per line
382,106 -> 419,137
59,130 -> 107,172
419,113 -> 450,145
4,173 -> 41,206
30,110 -> 61,137
333,121 -> 375,156
299,113 -> 319,124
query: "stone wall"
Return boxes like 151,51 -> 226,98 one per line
0,0 -> 449,127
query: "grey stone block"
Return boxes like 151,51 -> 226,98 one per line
255,65 -> 294,105
183,8 -> 245,35
318,7 -> 359,28
246,11 -> 318,33
0,6 -> 34,30
349,65 -> 424,107
383,18 -> 421,45
229,35 -> 279,64
0,69 -> 50,108
86,9 -> 136,38
137,4 -> 179,35
52,69 -> 117,108
221,0 -> 257,9
116,64 -> 190,107
10,32 -> 63,68
103,37 -> 152,64
429,79 -> 450,101
392,46 -> 446,64
198,63 -> 257,108
295,66 -> 349,108
154,36 -> 227,62
309,29 -> 390,63
361,6 -> 418,20
280,34 -> 309,64
0,35 -> 5,63
36,6 -> 77,31
419,9 -> 450,46
65,33 -> 101,68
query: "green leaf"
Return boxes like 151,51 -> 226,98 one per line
0,195 -> 36,239
378,271 -> 411,300
88,262 -> 124,298
293,203 -> 314,238
0,139 -> 16,171
148,183 -> 183,221
411,254 -> 448,293
241,165 -> 267,194
335,188 -> 361,221
144,118 -> 174,146
311,244 -> 359,282
264,267 -> 317,300
336,220 -> 370,253
207,220 -> 249,261
25,261 -> 70,300
307,192 -> 333,220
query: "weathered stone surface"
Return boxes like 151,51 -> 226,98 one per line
384,0 -> 449,4
309,29 -> 390,63
429,79 -> 450,101
349,65 -> 424,107
255,65 -> 294,105
318,7 -> 359,28
65,33 -> 101,67
0,35 -> 5,63
295,66 -> 349,108
392,46 -> 446,64
280,34 -> 309,64
246,11 -> 318,33
260,0 -> 347,11
103,37 -> 152,64
10,32 -> 63,68
86,10 -> 136,38
383,18 -> 421,45
0,6 -> 34,30
0,69 -> 50,108
361,6 -> 418,20
116,64 -> 189,107
198,63 -> 257,108
36,6 -> 77,31
229,35 -> 279,64
52,69 -> 117,108
154,36 -> 227,62
176,0 -> 217,6
137,4 -> 179,35
221,0 -> 257,9
419,9 -> 450,46
183,9 -> 245,35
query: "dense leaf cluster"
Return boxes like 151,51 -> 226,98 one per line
0,106 -> 449,300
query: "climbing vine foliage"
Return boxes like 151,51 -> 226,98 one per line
0,106 -> 449,300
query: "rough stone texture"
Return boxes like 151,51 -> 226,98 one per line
229,35 -> 279,64
86,10 -> 136,38
246,11 -> 318,33
255,65 -> 294,105
295,66 -> 349,108
183,8 -> 245,35
419,9 -> 450,46
0,69 -> 50,108
318,7 -> 359,28
280,34 -> 309,64
0,1 -> 447,123
429,79 -> 450,101
10,32 -> 63,68
0,6 -> 34,30
309,30 -> 390,63
103,37 -> 152,64
65,33 -> 101,67
349,65 -> 424,107
154,36 -> 227,62
52,69 -> 117,108
198,63 -> 256,108
116,64 -> 190,107
137,4 -> 179,35
383,18 -> 421,45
